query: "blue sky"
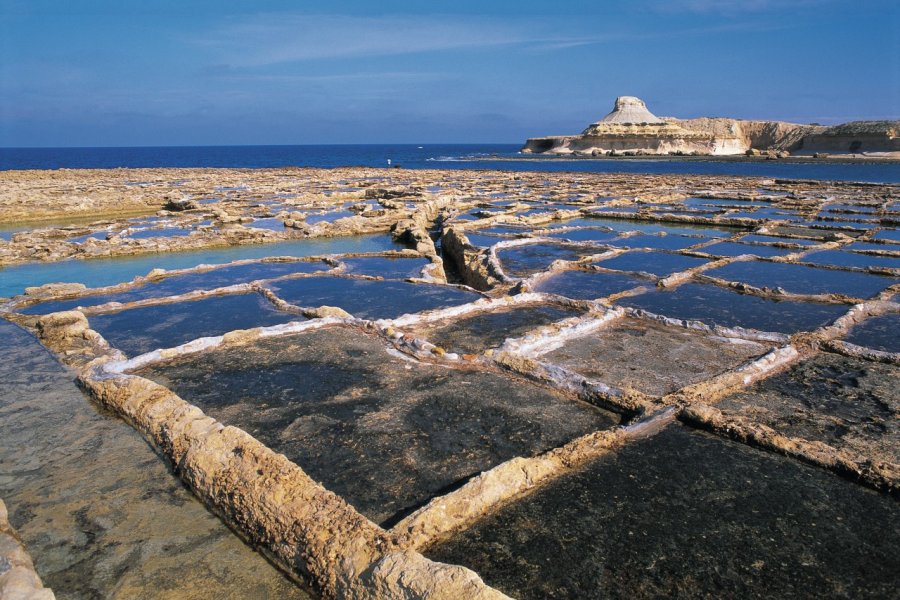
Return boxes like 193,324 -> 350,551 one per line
1,0 -> 897,146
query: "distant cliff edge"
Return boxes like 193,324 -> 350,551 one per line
522,96 -> 899,158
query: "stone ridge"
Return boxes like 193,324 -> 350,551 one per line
523,96 -> 900,157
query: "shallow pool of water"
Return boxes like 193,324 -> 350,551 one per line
89,293 -> 301,356
497,243 -> 599,278
19,260 -> 330,314
342,256 -> 430,279
610,234 -> 713,251
0,234 -> 403,298
802,250 -> 900,271
844,313 -> 900,353
266,276 -> 480,319
698,241 -> 795,258
533,270 -> 648,300
706,261 -> 896,298
593,251 -> 708,277
546,228 -> 621,243
618,283 -> 848,333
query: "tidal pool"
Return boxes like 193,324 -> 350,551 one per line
738,234 -> 819,246
497,243 -> 599,278
802,250 -> 900,271
546,228 -> 621,243
843,313 -> 900,353
697,241 -> 795,258
610,234 -> 713,251
342,256 -> 430,279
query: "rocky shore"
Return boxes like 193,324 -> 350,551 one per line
523,96 -> 900,158
1,166 -> 898,599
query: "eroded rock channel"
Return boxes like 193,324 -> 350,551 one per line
1,167 -> 898,599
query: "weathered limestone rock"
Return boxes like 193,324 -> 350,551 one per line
441,228 -> 505,291
523,96 -> 715,156
595,96 -> 664,124
76,353 -> 513,599
523,96 -> 900,157
35,310 -> 89,341
0,499 -> 56,600
23,283 -> 87,297
164,197 -> 199,211
350,551 -> 512,600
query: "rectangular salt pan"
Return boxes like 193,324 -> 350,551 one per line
427,426 -> 900,600
89,293 -> 300,357
706,261 -> 895,298
618,283 -> 847,334
134,328 -> 618,525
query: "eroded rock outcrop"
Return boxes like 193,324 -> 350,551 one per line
523,96 -> 900,157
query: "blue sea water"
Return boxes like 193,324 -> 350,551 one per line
1,144 -> 898,183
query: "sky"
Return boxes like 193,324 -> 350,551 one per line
0,0 -> 898,147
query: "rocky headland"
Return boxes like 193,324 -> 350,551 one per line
523,96 -> 900,158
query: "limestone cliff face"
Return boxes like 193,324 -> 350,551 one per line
523,97 -> 899,157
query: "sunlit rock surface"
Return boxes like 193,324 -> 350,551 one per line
523,96 -> 900,157
1,166 -> 898,599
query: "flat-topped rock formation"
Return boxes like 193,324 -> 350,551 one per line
523,96 -> 900,158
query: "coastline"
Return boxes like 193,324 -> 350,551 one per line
481,153 -> 900,164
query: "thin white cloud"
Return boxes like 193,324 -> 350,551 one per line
209,71 -> 444,84
192,12 -> 790,67
646,0 -> 834,15
193,13 -> 538,66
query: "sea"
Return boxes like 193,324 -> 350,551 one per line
1,144 -> 899,183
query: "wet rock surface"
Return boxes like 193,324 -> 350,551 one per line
411,304 -> 580,355
618,283 -> 849,334
844,312 -> 900,352
541,318 -> 769,396
87,293 -> 301,357
0,321 -> 308,600
2,167 -> 899,598
427,425 -> 900,600
135,327 -> 618,525
718,353 -> 899,464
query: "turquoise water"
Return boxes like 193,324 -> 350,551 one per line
0,234 -> 402,298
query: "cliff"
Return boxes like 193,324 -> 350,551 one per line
523,97 -> 899,157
